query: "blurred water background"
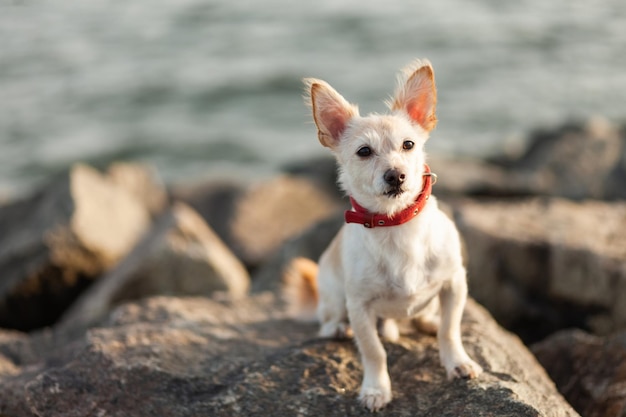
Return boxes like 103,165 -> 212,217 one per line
1,0 -> 625,196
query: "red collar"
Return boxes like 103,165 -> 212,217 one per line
344,165 -> 436,228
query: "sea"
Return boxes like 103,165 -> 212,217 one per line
1,0 -> 625,196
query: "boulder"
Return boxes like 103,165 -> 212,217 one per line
454,197 -> 626,341
170,178 -> 247,252
251,213 -> 344,293
532,329 -> 626,417
173,175 -> 342,268
58,203 -> 250,332
489,117 -> 626,200
106,162 -> 169,217
428,154 -> 522,198
0,163 -> 163,331
0,293 -> 578,416
281,155 -> 345,200
399,118 -> 626,200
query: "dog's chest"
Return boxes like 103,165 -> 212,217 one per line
371,250 -> 441,318
354,226 -> 442,318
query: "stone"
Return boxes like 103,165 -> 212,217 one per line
409,118 -> 626,201
281,155 -> 345,200
169,178 -> 247,251
0,293 -> 578,416
490,117 -> 626,200
427,154 -> 521,198
58,203 -> 250,331
0,163 -> 161,331
173,175 -> 342,268
532,329 -> 626,417
106,162 -> 169,218
251,214 -> 344,294
454,197 -> 626,340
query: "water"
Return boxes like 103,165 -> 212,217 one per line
1,0 -> 625,196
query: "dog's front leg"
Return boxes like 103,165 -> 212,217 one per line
347,301 -> 392,411
438,268 -> 483,380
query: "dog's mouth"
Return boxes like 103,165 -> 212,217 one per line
384,187 -> 405,198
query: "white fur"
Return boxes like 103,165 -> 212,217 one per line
305,60 -> 482,412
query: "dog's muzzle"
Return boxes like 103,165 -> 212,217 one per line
383,169 -> 405,197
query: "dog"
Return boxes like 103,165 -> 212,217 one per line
284,59 -> 482,411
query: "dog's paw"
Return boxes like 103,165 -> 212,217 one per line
446,359 -> 483,380
359,386 -> 392,412
319,321 -> 353,339
378,319 -> 400,342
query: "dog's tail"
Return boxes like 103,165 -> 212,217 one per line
282,257 -> 319,322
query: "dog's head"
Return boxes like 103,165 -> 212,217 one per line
304,60 -> 437,215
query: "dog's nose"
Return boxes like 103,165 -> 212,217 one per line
384,169 -> 405,187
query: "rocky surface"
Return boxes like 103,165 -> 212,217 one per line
0,293 -> 578,417
533,329 -> 626,417
0,163 -> 162,331
57,202 -> 250,332
455,197 -> 626,340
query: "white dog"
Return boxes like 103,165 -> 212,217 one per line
285,60 -> 482,411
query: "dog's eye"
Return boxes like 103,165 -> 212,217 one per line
357,146 -> 372,157
402,140 -> 414,150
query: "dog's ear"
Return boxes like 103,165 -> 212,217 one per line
388,60 -> 437,132
304,78 -> 359,148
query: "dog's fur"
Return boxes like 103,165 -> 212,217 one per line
285,60 -> 482,411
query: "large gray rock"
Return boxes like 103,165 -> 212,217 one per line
0,293 -> 577,416
532,329 -> 626,417
489,117 -> 626,200
428,154 -> 520,198
0,163 -> 163,331
427,118 -> 626,201
173,175 -> 342,268
58,203 -> 250,332
251,213 -> 344,293
106,162 -> 168,218
455,197 -> 626,340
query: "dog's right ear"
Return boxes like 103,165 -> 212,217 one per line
304,78 -> 359,149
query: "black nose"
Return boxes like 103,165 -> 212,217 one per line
384,169 -> 405,187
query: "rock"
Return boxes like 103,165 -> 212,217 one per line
251,213 -> 344,293
281,155 -> 345,200
532,329 -> 626,417
0,294 -> 577,416
428,154 -> 524,198
106,162 -> 169,217
455,197 -> 626,341
170,178 -> 247,252
230,175 -> 341,266
58,203 -> 250,331
173,175 -> 342,268
417,118 -> 626,200
0,163 -> 163,331
490,117 -> 626,200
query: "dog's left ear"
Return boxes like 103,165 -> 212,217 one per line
389,60 -> 438,132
